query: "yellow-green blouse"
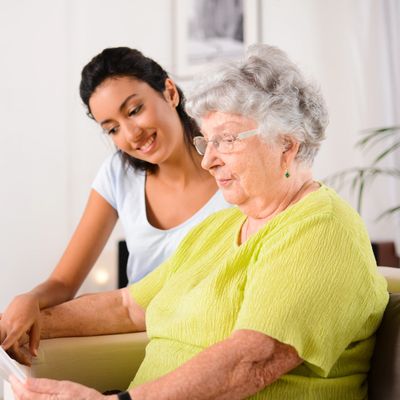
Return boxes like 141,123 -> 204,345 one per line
128,185 -> 388,399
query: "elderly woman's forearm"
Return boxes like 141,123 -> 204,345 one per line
40,289 -> 145,339
131,330 -> 302,400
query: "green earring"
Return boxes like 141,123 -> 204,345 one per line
285,170 -> 290,178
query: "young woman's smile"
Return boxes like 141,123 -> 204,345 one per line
137,133 -> 156,153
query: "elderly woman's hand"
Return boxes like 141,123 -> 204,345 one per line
10,376 -> 110,400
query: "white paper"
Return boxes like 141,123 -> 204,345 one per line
0,347 -> 26,382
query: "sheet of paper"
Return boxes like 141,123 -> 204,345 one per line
0,347 -> 26,382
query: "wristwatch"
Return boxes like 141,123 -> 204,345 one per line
117,392 -> 132,400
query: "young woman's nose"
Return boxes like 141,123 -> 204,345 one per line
122,121 -> 142,142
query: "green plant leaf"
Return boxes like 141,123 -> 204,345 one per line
357,126 -> 400,151
324,125 -> 400,220
361,126 -> 400,134
356,171 -> 365,213
325,167 -> 400,216
373,141 -> 400,164
376,205 -> 400,220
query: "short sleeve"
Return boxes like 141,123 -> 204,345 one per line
234,214 -> 376,376
128,255 -> 175,309
128,210 -> 231,308
92,153 -> 120,209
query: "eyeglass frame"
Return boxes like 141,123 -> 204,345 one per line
193,129 -> 260,156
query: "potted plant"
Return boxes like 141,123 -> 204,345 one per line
326,126 -> 400,218
325,126 -> 400,267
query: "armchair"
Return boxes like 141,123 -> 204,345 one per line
3,267 -> 400,400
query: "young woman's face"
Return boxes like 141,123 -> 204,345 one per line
89,76 -> 183,165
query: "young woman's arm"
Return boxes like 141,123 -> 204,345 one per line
0,190 -> 118,363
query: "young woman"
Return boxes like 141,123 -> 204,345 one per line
0,47 -> 229,364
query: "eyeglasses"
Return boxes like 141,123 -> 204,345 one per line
193,129 -> 259,156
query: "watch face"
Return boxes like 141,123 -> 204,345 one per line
117,392 -> 132,400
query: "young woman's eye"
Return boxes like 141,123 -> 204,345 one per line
128,104 -> 143,116
104,126 -> 118,135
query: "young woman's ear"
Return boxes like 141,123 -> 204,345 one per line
164,78 -> 180,107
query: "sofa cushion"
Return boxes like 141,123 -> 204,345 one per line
368,293 -> 400,400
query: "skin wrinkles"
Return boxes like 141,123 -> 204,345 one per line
200,113 -> 284,211
121,288 -> 146,328
130,330 -> 302,400
38,290 -> 144,340
200,111 -> 317,241
227,331 -> 301,396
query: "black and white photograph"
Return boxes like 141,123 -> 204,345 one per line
173,0 -> 260,78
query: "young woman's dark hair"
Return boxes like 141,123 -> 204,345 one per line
79,47 -> 201,173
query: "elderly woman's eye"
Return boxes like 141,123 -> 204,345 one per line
222,135 -> 236,143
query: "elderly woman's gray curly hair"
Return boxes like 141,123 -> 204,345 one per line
186,44 -> 329,165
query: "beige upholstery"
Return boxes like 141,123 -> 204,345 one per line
3,266 -> 400,399
3,332 -> 148,399
30,332 -> 148,391
377,266 -> 400,292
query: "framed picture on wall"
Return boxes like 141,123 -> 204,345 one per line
172,0 -> 261,79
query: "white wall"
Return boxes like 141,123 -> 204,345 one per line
0,0 -> 71,307
0,0 -> 398,311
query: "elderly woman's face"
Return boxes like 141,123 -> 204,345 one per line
200,111 -> 285,208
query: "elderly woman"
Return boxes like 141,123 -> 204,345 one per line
10,44 -> 388,400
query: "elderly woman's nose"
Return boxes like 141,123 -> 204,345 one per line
201,144 -> 219,170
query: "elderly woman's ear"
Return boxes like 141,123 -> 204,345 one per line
280,136 -> 300,170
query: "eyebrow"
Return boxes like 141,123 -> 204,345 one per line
204,122 -> 240,138
214,122 -> 236,130
99,93 -> 138,126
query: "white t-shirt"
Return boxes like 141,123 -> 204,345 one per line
92,152 -> 231,283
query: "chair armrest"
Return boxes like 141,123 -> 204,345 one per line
31,331 -> 148,392
378,266 -> 400,293
3,332 -> 148,399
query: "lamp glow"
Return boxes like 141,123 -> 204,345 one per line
93,268 -> 110,285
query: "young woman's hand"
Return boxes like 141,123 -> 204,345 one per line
0,293 -> 41,365
10,376 -> 109,400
